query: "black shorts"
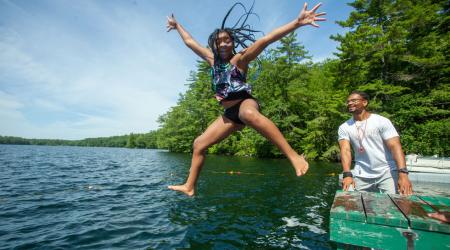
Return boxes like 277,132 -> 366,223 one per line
223,97 -> 259,125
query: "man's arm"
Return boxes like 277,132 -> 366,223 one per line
339,139 -> 355,191
385,137 -> 413,195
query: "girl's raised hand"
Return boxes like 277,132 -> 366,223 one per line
166,14 -> 178,32
298,2 -> 326,27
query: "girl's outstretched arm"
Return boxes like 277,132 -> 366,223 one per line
167,14 -> 214,66
238,2 -> 326,66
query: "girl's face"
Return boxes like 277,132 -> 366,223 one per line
216,31 -> 234,61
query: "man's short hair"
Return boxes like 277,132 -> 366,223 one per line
350,90 -> 370,102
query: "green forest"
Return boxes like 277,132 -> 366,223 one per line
0,132 -> 158,149
155,0 -> 449,160
2,0 -> 448,160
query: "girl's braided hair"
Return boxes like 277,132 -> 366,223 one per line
207,1 -> 262,65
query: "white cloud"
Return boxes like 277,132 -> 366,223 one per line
32,98 -> 66,112
0,91 -> 30,137
0,1 -> 191,139
0,36 -> 61,92
0,91 -> 24,110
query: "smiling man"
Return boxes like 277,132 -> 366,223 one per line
338,91 -> 413,195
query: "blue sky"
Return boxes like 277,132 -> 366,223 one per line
0,0 -> 352,140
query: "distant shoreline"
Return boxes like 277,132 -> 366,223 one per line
0,133 -> 159,149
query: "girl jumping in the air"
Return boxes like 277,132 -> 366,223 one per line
167,2 -> 326,196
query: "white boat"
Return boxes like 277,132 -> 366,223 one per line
406,154 -> 450,184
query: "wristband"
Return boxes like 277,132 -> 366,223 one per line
398,167 -> 409,174
343,171 -> 353,178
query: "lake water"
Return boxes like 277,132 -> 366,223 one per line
0,144 -> 345,249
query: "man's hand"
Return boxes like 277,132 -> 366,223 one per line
342,176 -> 355,191
397,173 -> 413,195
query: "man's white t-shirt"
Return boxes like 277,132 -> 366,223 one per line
338,114 -> 399,178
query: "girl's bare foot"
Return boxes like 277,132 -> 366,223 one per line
168,184 -> 195,196
291,154 -> 309,176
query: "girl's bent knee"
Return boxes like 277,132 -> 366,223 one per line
193,138 -> 208,154
239,108 -> 259,124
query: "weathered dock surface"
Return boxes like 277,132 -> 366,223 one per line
330,190 -> 450,249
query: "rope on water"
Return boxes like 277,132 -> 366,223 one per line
205,170 -> 337,177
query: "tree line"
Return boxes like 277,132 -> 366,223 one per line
0,131 -> 158,149
2,1 -> 448,160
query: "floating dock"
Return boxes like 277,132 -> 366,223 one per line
330,191 -> 450,249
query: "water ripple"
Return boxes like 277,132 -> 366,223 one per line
0,145 -> 342,249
